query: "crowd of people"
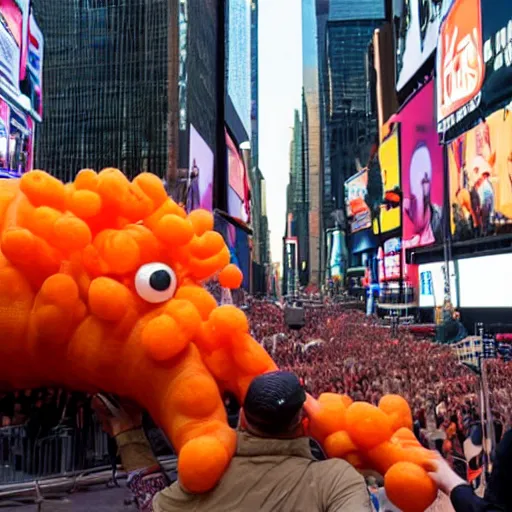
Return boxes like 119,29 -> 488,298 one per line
247,300 -> 512,465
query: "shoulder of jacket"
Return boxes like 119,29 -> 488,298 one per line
309,458 -> 363,481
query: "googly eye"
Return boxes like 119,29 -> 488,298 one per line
135,263 -> 177,304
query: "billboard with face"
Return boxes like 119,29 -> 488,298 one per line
401,81 -> 444,250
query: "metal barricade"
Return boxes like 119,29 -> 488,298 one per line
0,419 -> 111,485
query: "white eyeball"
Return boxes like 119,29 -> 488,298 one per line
135,263 -> 177,304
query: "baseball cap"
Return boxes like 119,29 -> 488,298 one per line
243,371 -> 306,435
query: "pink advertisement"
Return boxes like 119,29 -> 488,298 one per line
400,81 -> 444,250
226,130 -> 250,223
187,124 -> 214,212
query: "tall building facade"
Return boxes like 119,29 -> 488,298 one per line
315,0 -> 384,271
302,0 -> 322,286
33,0 -> 223,194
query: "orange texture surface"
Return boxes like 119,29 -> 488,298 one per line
0,170 -> 437,509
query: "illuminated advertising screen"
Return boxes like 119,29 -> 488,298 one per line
0,0 -> 22,92
458,253 -> 512,308
378,237 -> 401,282
396,0 -> 452,92
227,0 -> 251,136
27,11 -> 43,116
186,124 -> 213,213
437,0 -> 512,139
374,124 -> 400,235
401,81 -> 444,250
345,169 -> 371,233
448,109 -> 512,240
226,130 -> 250,223
285,237 -> 298,295
418,261 -> 458,308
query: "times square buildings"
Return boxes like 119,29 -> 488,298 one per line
296,0 -> 512,327
32,0 -> 271,296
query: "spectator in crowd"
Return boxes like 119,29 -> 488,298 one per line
93,371 -> 373,512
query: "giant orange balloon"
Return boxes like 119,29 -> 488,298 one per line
0,170 -> 438,508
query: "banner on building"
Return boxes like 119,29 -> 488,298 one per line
396,0 -> 452,92
448,109 -> 512,240
186,124 -> 214,213
374,124 -> 401,234
345,169 -> 371,233
0,0 -> 22,93
378,237 -> 401,282
401,81 -> 444,250
437,0 -> 512,140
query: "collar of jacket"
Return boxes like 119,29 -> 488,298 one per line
235,431 -> 315,460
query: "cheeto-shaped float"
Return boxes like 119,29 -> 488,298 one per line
0,169 -> 437,511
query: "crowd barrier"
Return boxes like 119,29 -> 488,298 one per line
0,419 -> 110,486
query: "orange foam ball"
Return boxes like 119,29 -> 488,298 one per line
379,394 -> 413,431
324,430 -> 358,458
385,462 -> 437,512
178,436 -> 230,493
308,401 -> 347,442
74,169 -> 99,191
345,402 -> 393,450
142,314 -> 189,361
188,209 -> 214,236
20,171 -> 66,210
219,264 -> 243,290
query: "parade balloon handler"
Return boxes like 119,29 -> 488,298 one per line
93,371 -> 373,512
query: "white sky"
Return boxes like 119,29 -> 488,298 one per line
258,0 -> 302,264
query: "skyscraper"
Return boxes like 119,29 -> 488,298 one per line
302,0 -> 322,286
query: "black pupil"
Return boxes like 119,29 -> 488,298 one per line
149,270 -> 171,291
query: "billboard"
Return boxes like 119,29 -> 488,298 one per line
227,0 -> 251,136
378,237 -> 402,282
27,11 -> 44,116
345,169 -> 371,233
458,254 -> 512,308
0,104 -> 32,178
186,124 -> 214,212
396,0 -> 452,92
226,129 -> 250,223
401,81 -> 444,250
284,237 -> 298,296
437,0 -> 512,139
418,261 -> 458,308
0,0 -> 22,93
374,124 -> 401,235
448,109 -> 512,240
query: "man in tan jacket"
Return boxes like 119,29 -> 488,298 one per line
95,371 -> 373,512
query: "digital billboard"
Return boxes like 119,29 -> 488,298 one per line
418,261 -> 458,308
378,237 -> 401,282
374,124 -> 400,235
396,0 -> 452,92
226,129 -> 250,223
437,0 -> 512,140
227,0 -> 251,136
186,124 -> 214,213
27,11 -> 43,116
0,0 -> 22,92
401,81 -> 444,250
448,109 -> 512,240
345,169 -> 371,233
458,254 -> 512,308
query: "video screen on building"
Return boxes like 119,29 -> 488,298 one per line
458,254 -> 512,308
186,124 -> 214,213
374,124 -> 400,235
395,0 -> 451,92
400,80 -> 444,250
418,261 -> 458,308
0,0 -> 22,91
448,109 -> 512,240
226,129 -> 250,223
226,0 -> 251,136
345,169 -> 371,233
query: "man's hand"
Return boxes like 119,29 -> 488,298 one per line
427,454 -> 466,496
91,394 -> 143,437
